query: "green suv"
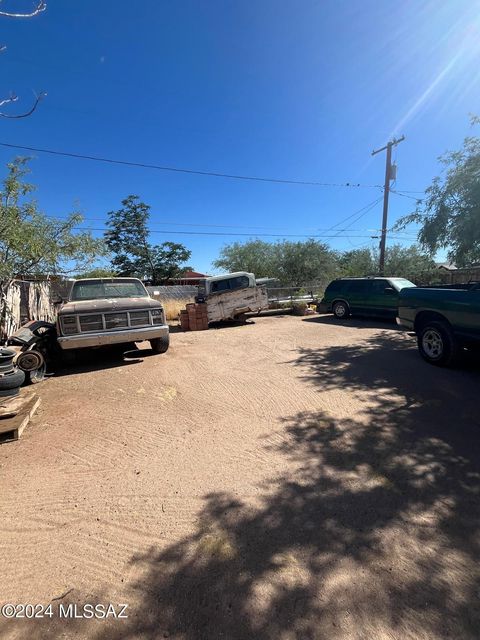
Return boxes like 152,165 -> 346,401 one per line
318,277 -> 416,320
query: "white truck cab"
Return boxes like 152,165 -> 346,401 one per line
197,272 -> 268,322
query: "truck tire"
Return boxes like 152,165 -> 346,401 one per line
333,300 -> 350,319
417,321 -> 459,366
0,369 -> 26,396
150,335 -> 169,354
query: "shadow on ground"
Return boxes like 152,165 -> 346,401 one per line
5,331 -> 479,639
52,344 -> 157,377
304,313 -> 401,330
96,332 -> 479,639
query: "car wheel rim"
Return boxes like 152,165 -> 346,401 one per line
335,304 -> 346,317
422,329 -> 443,359
29,363 -> 46,384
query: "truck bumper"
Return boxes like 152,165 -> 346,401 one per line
57,324 -> 169,350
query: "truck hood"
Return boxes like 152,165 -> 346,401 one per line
59,297 -> 163,314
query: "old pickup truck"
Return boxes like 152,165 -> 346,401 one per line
197,272 -> 269,322
397,283 -> 480,365
57,277 -> 170,355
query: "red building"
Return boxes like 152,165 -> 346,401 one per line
169,270 -> 210,285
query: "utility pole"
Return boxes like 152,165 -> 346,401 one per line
371,135 -> 405,274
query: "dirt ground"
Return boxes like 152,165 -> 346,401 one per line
0,314 -> 479,640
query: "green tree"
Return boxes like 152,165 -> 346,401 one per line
338,245 -> 436,279
396,118 -> 480,266
74,267 -> 116,279
274,239 -> 338,286
213,238 -> 338,285
381,244 -> 436,278
105,195 -> 192,284
338,249 -> 376,276
0,158 -> 105,333
213,240 -> 277,279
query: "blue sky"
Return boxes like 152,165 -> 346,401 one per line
1,0 -> 479,273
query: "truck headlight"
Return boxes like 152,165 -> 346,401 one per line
61,315 -> 78,334
151,309 -> 164,324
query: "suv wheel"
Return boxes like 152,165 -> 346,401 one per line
417,321 -> 458,366
333,301 -> 350,319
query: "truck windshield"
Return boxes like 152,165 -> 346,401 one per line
390,278 -> 416,291
71,280 -> 148,301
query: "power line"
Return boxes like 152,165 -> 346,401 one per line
319,196 -> 384,234
390,189 -> 423,201
44,213 -> 395,234
68,224 -> 411,240
0,140 -> 383,188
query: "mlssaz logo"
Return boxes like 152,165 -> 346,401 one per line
59,603 -> 129,619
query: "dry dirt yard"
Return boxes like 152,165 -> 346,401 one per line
0,314 -> 479,640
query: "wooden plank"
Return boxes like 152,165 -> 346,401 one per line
0,394 -> 40,443
0,391 -> 36,419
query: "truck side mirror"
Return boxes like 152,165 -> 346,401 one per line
384,287 -> 395,295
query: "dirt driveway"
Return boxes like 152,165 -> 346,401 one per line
1,314 -> 479,640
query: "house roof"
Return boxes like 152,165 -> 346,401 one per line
181,270 -> 210,278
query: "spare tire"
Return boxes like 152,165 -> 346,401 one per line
0,349 -> 16,373
0,369 -> 26,390
16,350 -> 44,372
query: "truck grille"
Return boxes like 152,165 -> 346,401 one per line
79,314 -> 103,332
105,312 -> 128,329
65,309 -> 159,334
129,310 -> 150,326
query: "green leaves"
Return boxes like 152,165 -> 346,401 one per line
0,158 -> 105,282
214,240 -> 435,284
213,239 -> 338,286
396,122 -> 480,267
105,195 -> 192,283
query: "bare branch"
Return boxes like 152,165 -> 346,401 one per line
0,90 -> 46,118
0,1 -> 46,18
0,92 -> 18,108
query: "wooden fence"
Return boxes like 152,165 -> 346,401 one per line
1,280 -> 58,340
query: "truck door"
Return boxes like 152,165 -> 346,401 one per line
457,287 -> 480,340
369,279 -> 398,318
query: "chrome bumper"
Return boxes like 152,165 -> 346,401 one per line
58,324 -> 169,350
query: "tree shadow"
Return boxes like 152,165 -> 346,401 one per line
5,332 -> 478,639
304,314 -> 401,330
88,332 -> 480,639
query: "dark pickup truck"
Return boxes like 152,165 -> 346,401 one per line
397,283 -> 480,365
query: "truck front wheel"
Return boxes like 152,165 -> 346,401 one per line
417,321 -> 458,366
150,336 -> 170,354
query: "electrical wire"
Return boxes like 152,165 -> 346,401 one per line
329,198 -> 383,238
0,141 -> 384,188
69,225 -> 407,239
390,189 -> 423,201
319,196 -> 383,235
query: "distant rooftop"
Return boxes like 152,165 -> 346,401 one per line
435,262 -> 457,270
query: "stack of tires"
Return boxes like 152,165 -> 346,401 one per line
0,348 -> 25,398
